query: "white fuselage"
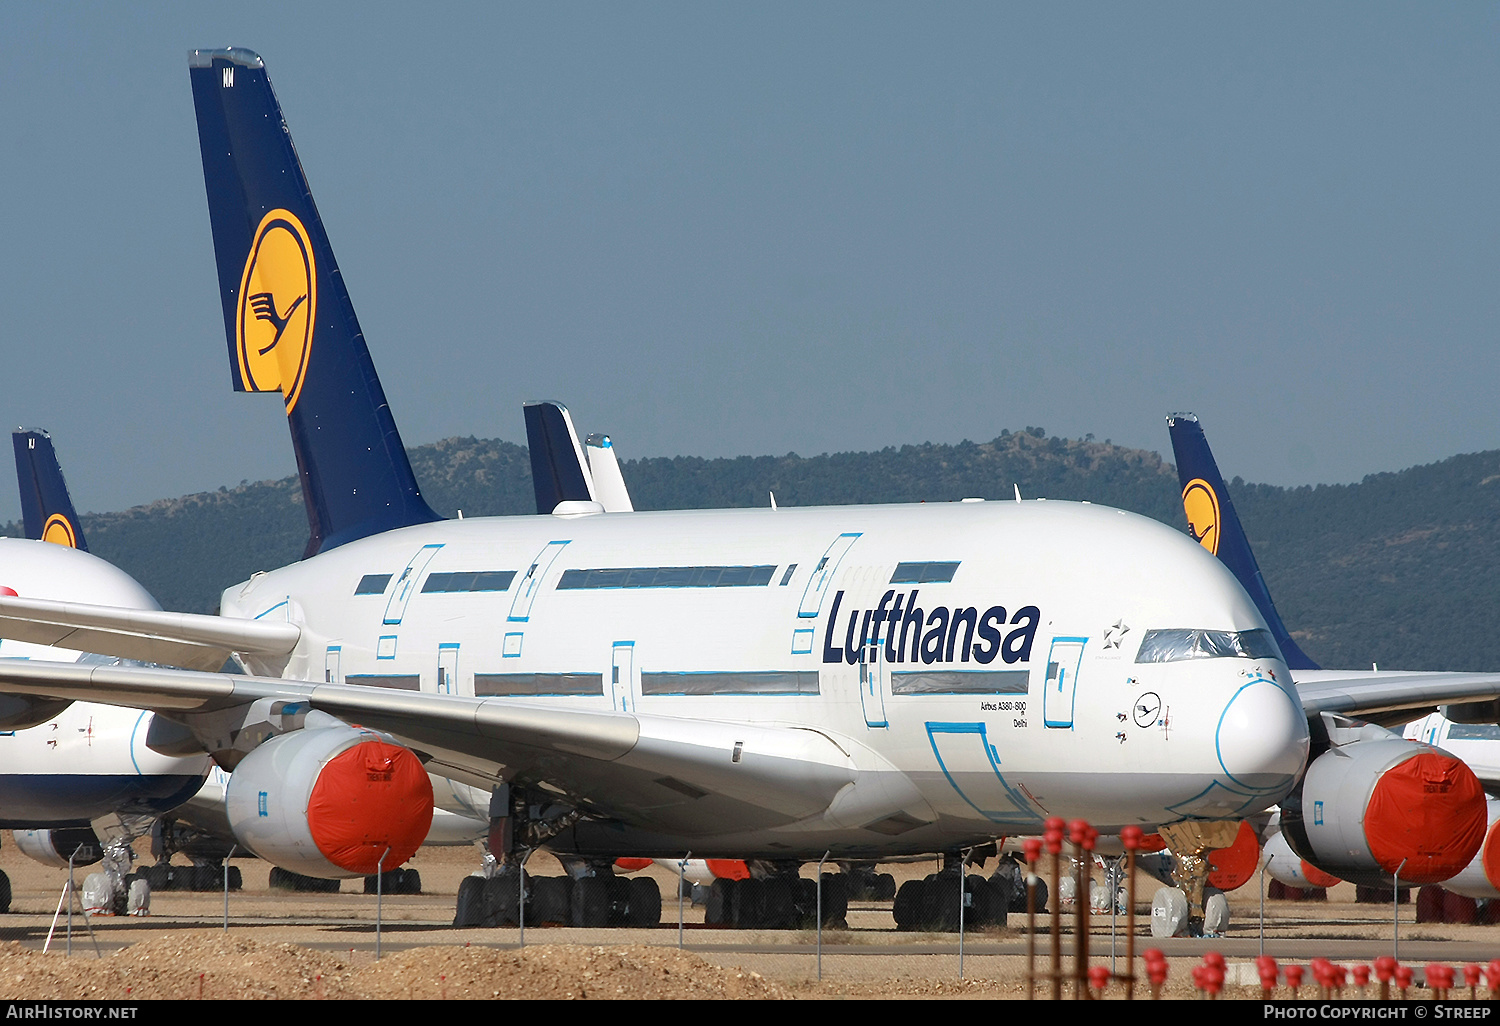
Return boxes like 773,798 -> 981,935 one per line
0,539 -> 210,826
222,499 -> 1310,858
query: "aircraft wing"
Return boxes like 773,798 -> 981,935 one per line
0,659 -> 877,839
0,595 -> 299,672
1295,669 -> 1500,723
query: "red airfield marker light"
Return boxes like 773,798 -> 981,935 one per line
1352,964 -> 1371,999
1087,964 -> 1110,999
1119,824 -> 1142,1000
1068,818 -> 1092,999
1044,817 -> 1064,1002
1024,837 -> 1043,1001
1374,954 -> 1397,1001
1486,959 -> 1500,999
1395,963 -> 1414,1000
1284,964 -> 1304,999
1464,963 -> 1481,1000
1143,948 -> 1168,1000
1255,955 -> 1279,999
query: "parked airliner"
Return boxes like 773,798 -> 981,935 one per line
1167,413 -> 1494,892
0,49 -> 1491,926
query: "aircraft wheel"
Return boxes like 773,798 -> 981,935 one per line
893,879 -> 926,931
482,873 -> 524,927
454,875 -> 485,927
704,878 -> 733,925
965,876 -> 1005,928
1202,888 -> 1230,936
529,875 -> 571,925
818,873 -> 849,926
126,876 -> 150,916
0,869 -> 12,913
627,877 -> 662,927
1149,886 -> 1190,938
922,874 -> 961,932
875,872 -> 897,901
733,878 -> 763,929
570,875 -> 611,928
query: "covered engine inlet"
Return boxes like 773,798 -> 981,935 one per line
225,722 -> 433,879
1281,725 -> 1486,888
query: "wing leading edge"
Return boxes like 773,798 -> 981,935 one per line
0,658 -> 920,843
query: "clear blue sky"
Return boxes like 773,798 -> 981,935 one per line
1,3 -> 1495,519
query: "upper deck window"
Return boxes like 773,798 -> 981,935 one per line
422,570 -> 517,593
354,574 -> 392,595
890,562 -> 960,584
1134,628 -> 1282,664
1446,723 -> 1500,741
557,565 -> 777,590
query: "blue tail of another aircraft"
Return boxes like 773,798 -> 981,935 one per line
12,430 -> 87,552
188,48 -> 441,556
524,401 -> 598,515
1165,413 -> 1319,671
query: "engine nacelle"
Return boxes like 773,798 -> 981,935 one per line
14,828 -> 104,868
0,695 -> 74,731
1261,823 -> 1342,890
225,723 -> 434,879
1438,796 -> 1500,900
1281,732 -> 1486,888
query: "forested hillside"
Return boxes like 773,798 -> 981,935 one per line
12,428 -> 1499,672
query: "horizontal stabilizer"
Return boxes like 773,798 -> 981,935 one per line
0,595 -> 300,672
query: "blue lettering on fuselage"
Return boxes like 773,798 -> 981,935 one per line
821,590 -> 1040,666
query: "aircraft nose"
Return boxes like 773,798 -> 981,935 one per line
1215,674 -> 1309,792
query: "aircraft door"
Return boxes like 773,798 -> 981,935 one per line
1043,637 -> 1087,728
611,642 -> 635,713
324,645 -> 341,684
859,639 -> 888,728
384,544 -> 444,625
438,644 -> 459,695
841,566 -> 888,729
799,533 -> 861,618
510,541 -> 570,622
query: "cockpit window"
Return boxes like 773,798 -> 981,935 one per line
1134,628 -> 1282,664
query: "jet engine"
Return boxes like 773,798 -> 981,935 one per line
1260,819 -> 1342,890
1280,725 -> 1486,888
1436,796 -> 1500,900
14,827 -> 104,868
224,723 -> 434,879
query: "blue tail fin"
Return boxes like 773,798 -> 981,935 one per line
523,401 -> 597,514
188,48 -> 440,555
12,430 -> 87,551
1166,413 -> 1319,670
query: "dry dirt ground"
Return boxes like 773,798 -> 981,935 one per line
0,842 -> 1498,1000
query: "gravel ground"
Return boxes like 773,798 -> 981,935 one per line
1,841 -> 1497,1000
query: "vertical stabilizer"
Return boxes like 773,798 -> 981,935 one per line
1166,413 -> 1319,670
188,48 -> 440,555
523,401 -> 597,514
12,430 -> 87,551
584,433 -> 634,513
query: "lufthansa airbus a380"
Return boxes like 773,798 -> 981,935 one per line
0,48 -> 1480,926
